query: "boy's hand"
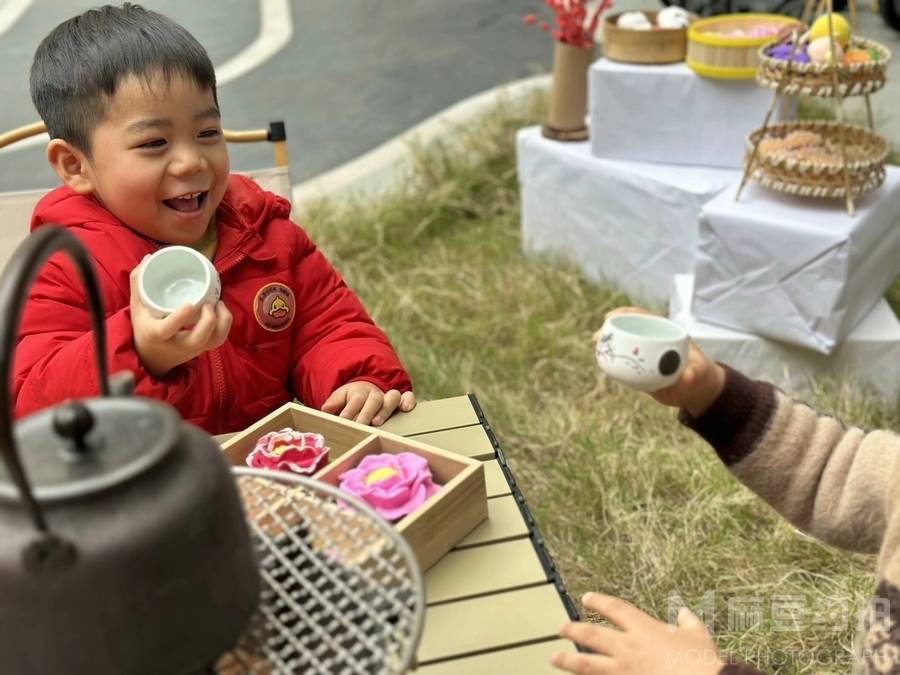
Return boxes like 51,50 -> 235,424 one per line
129,265 -> 232,379
552,593 -> 725,675
321,382 -> 416,426
595,307 -> 726,418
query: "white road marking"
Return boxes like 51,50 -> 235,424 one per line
0,0 -> 32,37
1,0 -> 293,154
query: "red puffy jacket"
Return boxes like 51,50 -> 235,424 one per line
16,174 -> 412,434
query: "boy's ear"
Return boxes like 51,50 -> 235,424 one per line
46,139 -> 95,194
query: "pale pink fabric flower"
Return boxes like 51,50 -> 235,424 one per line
246,428 -> 330,475
338,452 -> 440,522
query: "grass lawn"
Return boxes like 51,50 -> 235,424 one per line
302,95 -> 900,674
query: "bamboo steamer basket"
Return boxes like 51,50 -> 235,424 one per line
756,36 -> 891,96
687,13 -> 802,78
602,12 -> 690,64
746,120 -> 889,199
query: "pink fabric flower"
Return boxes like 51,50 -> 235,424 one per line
246,428 -> 329,475
338,452 -> 440,522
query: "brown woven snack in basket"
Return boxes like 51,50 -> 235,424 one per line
746,120 -> 889,199
757,36 -> 891,96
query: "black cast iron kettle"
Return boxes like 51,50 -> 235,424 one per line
0,227 -> 260,675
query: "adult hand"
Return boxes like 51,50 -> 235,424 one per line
552,593 -> 726,675
130,263 -> 232,379
321,381 -> 416,426
595,307 -> 725,417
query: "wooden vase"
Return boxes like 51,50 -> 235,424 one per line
543,41 -> 594,141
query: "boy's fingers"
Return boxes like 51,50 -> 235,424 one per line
371,389 -> 401,426
153,304 -> 199,340
210,301 -> 233,347
399,390 -> 416,411
354,390 -> 385,426
582,593 -> 653,632
558,621 -> 621,656
179,304 -> 217,351
321,388 -> 348,415
339,388 -> 370,420
549,650 -> 614,675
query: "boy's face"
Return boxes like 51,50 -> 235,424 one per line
77,71 -> 229,245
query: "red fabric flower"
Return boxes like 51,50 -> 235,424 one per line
524,0 -> 613,48
246,428 -> 330,475
338,452 -> 440,523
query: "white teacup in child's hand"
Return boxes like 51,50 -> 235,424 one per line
595,314 -> 689,392
138,245 -> 221,319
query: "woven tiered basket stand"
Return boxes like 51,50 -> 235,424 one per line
736,0 -> 891,215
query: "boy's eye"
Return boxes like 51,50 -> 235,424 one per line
199,129 -> 221,139
138,139 -> 167,149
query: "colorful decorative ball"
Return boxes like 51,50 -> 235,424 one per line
768,42 -> 811,63
807,36 -> 844,64
809,13 -> 851,47
842,48 -> 871,64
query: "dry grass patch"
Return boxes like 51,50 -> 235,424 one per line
303,94 -> 898,674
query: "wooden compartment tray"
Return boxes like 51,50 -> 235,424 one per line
220,402 -> 488,572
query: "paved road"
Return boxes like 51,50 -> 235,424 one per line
0,0 -> 552,192
1,1 -> 897,195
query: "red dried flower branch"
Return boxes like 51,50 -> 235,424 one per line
523,0 -> 612,48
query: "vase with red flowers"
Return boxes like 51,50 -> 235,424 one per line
526,0 -> 611,141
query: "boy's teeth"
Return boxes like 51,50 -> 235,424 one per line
165,192 -> 203,212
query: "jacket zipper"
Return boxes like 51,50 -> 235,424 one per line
210,252 -> 244,433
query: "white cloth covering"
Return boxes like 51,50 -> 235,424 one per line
693,172 -> 900,354
517,126 -> 739,305
670,275 -> 900,405
589,58 -> 784,168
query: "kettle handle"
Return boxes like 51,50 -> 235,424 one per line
0,226 -> 109,534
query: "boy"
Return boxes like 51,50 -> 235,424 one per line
18,3 -> 415,434
551,308 -> 899,675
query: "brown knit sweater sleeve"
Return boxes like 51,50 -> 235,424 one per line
680,365 -> 900,554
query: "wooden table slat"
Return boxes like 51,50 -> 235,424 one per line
426,538 -> 548,605
417,639 -> 576,675
483,460 -> 512,498
417,584 -> 571,664
410,424 -> 495,461
456,494 -> 529,548
379,395 -> 479,436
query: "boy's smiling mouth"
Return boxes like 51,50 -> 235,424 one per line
163,190 -> 208,214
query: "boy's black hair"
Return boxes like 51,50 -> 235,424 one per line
30,3 -> 218,155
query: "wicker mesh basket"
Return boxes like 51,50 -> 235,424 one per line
746,120 -> 889,199
756,36 -> 891,96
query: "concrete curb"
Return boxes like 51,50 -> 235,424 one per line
292,74 -> 551,211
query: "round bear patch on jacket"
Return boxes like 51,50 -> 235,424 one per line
254,282 -> 295,332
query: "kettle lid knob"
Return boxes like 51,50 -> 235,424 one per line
52,402 -> 94,455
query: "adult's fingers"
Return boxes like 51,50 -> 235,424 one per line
581,593 -> 654,633
371,389 -> 401,426
549,650 -> 615,675
354,389 -> 385,426
558,621 -> 622,656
